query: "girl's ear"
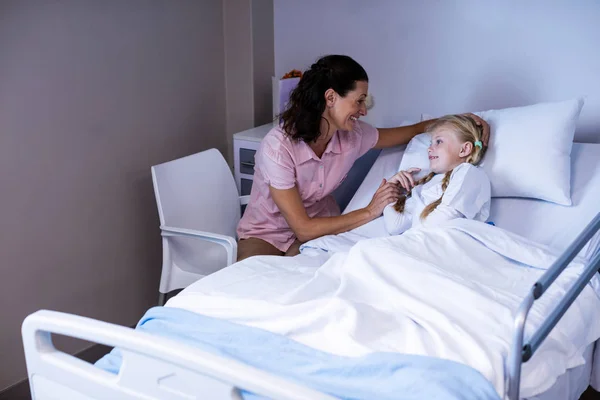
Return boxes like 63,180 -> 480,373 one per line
459,142 -> 473,158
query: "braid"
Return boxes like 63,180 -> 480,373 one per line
420,170 -> 453,220
393,172 -> 436,213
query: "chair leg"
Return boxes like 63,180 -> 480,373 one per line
158,292 -> 167,306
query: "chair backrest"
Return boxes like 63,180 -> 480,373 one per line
151,148 -> 241,238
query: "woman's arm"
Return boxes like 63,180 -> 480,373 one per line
374,120 -> 432,149
375,113 -> 490,149
270,179 -> 400,243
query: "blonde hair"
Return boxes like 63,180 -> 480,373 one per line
393,114 -> 486,219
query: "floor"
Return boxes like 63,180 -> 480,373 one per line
0,344 -> 111,400
2,296 -> 599,400
2,378 -> 599,399
581,386 -> 600,399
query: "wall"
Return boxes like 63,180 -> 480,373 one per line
252,0 -> 275,126
223,0 -> 274,163
223,0 -> 254,162
0,0 -> 228,389
274,0 -> 600,142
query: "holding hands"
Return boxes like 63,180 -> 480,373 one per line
365,167 -> 421,218
365,179 -> 402,218
389,168 -> 421,192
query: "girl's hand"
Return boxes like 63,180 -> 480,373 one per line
389,168 -> 421,191
365,179 -> 402,218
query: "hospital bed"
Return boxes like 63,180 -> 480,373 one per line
21,142 -> 600,400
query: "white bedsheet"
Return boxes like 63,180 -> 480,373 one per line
168,219 -> 600,399
489,143 -> 600,261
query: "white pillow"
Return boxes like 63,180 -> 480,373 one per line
398,98 -> 585,205
395,131 -> 433,182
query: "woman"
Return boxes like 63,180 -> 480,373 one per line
236,55 -> 489,261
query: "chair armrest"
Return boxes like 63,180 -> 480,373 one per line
240,195 -> 250,206
160,226 -> 237,266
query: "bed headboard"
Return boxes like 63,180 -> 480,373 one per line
274,1 -> 600,143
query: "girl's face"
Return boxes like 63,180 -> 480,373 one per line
428,127 -> 471,173
325,80 -> 368,132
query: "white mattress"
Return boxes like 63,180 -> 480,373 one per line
344,142 -> 600,261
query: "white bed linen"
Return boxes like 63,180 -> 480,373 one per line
168,219 -> 600,399
337,140 -> 600,398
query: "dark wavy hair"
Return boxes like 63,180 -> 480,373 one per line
280,55 -> 368,142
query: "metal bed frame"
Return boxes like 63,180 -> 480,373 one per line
508,212 -> 600,400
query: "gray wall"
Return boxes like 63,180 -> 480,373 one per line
274,0 -> 600,142
223,0 -> 254,160
252,0 -> 275,126
0,0 -> 274,390
223,0 -> 274,162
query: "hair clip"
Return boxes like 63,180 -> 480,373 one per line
474,140 -> 483,149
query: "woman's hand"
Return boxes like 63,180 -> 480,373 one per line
462,113 -> 490,147
389,168 -> 421,191
365,179 -> 402,218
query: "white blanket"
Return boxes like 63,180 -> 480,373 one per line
167,219 -> 600,399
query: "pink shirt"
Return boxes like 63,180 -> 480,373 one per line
237,120 -> 379,252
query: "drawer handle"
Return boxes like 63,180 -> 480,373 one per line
241,161 -> 255,168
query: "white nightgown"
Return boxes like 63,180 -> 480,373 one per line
383,163 -> 491,235
299,163 -> 491,255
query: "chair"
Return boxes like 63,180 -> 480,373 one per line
151,148 -> 249,305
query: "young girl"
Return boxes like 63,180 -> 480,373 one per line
383,114 -> 491,235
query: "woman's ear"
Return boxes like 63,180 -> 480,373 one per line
324,88 -> 336,108
459,142 -> 473,158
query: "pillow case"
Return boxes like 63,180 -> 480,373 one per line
397,98 -> 585,205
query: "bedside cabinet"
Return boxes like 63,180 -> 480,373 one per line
233,123 -> 274,197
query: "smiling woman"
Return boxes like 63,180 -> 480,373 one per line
235,55 -> 490,261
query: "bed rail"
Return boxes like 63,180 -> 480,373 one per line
21,310 -> 336,400
508,212 -> 600,400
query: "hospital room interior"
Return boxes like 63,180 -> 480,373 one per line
2,1 -> 600,399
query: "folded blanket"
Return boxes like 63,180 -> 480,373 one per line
96,306 -> 499,400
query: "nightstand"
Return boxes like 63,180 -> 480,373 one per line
233,123 -> 274,197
